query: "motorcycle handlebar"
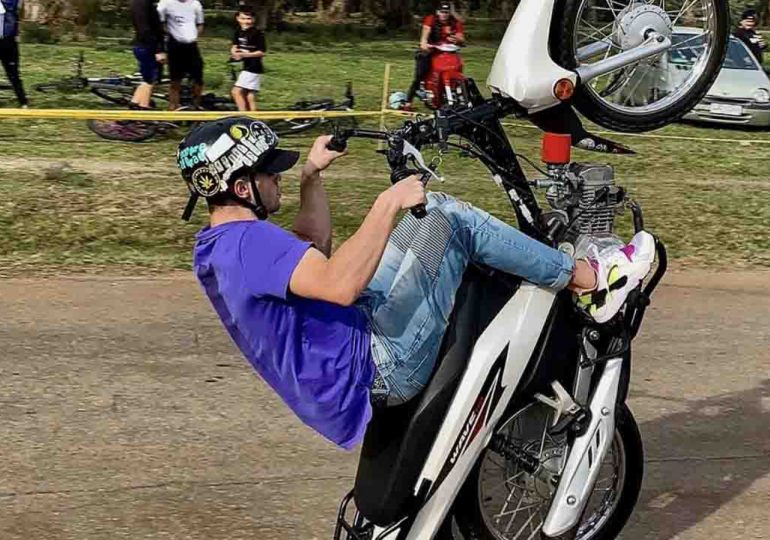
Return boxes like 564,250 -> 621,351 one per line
326,128 -> 390,153
327,126 -> 433,218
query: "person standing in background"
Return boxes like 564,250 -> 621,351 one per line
0,0 -> 28,108
734,9 -> 766,67
230,6 -> 266,111
130,0 -> 166,108
157,0 -> 204,110
403,1 -> 464,112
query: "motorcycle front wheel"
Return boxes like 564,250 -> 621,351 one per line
448,403 -> 643,540
550,0 -> 729,132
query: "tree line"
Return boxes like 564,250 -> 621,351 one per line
23,0 -> 766,31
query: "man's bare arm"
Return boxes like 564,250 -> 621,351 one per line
420,24 -> 431,50
290,178 -> 426,306
292,136 -> 341,256
293,162 -> 332,256
240,50 -> 266,58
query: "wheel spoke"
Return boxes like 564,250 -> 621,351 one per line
577,20 -> 616,45
502,483 -> 528,533
494,501 -> 543,520
669,33 -> 706,51
603,0 -> 618,17
511,505 -> 541,540
671,0 -> 701,27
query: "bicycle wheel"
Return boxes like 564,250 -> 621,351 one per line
200,92 -> 237,111
267,116 -> 322,136
86,120 -> 158,143
266,99 -> 332,136
34,78 -> 88,93
90,84 -> 139,107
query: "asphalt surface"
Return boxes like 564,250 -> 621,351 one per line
1,270 -> 768,540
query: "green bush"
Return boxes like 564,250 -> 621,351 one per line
21,22 -> 60,44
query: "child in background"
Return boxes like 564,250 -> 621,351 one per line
231,8 -> 266,111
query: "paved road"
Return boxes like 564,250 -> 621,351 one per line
1,271 -> 768,540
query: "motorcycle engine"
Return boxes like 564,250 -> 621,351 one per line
545,163 -> 626,242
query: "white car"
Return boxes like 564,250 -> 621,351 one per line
681,30 -> 770,126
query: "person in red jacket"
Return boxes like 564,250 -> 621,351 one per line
403,1 -> 465,111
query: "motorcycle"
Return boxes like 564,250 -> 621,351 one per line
330,79 -> 666,540
419,43 -> 467,110
320,1 -> 728,538
329,79 -> 666,540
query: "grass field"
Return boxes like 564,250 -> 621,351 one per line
0,37 -> 768,276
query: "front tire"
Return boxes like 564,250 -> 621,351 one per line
450,403 -> 643,540
550,0 -> 730,132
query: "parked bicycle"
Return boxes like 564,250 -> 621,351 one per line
36,53 -> 357,142
34,52 -> 235,111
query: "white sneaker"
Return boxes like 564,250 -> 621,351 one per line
577,231 -> 656,323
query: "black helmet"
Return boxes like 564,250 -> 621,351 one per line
741,8 -> 758,21
177,117 -> 299,220
438,1 -> 452,12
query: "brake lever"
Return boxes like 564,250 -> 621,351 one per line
402,139 -> 444,183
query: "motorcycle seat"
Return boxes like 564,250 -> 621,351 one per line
353,265 -> 519,526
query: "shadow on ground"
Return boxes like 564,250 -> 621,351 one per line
626,380 -> 770,539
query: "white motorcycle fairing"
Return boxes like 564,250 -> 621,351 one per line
371,283 -> 557,539
486,0 -> 576,112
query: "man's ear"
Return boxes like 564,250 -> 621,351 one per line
232,177 -> 251,198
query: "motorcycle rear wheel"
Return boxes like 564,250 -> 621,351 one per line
550,0 -> 729,132
448,403 -> 643,540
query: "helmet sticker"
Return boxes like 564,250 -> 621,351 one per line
229,124 -> 249,140
178,143 -> 207,170
190,167 -> 222,197
207,121 -> 278,181
250,121 -> 278,145
205,133 -> 237,162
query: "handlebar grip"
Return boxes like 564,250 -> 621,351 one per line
392,167 -> 430,219
410,204 -> 428,219
326,136 -> 347,153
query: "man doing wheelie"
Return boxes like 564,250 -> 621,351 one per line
177,118 -> 655,449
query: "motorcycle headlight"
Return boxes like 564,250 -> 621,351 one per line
753,88 -> 770,103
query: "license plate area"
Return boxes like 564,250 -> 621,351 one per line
709,103 -> 743,116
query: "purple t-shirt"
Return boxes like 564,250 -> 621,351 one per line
193,220 -> 375,449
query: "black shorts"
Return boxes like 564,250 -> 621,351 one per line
167,40 -> 204,84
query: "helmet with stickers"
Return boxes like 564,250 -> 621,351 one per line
177,117 -> 299,221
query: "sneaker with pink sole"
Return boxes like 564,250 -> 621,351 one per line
578,231 -> 656,324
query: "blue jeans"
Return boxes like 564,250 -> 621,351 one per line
133,46 -> 161,84
356,193 -> 575,407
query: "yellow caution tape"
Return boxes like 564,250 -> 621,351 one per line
0,107 -> 764,146
0,108 -> 385,121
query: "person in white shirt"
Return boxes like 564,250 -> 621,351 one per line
157,0 -> 204,109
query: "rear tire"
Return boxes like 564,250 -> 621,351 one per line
550,0 -> 730,132
450,404 -> 643,540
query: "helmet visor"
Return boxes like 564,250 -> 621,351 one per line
258,148 -> 300,174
